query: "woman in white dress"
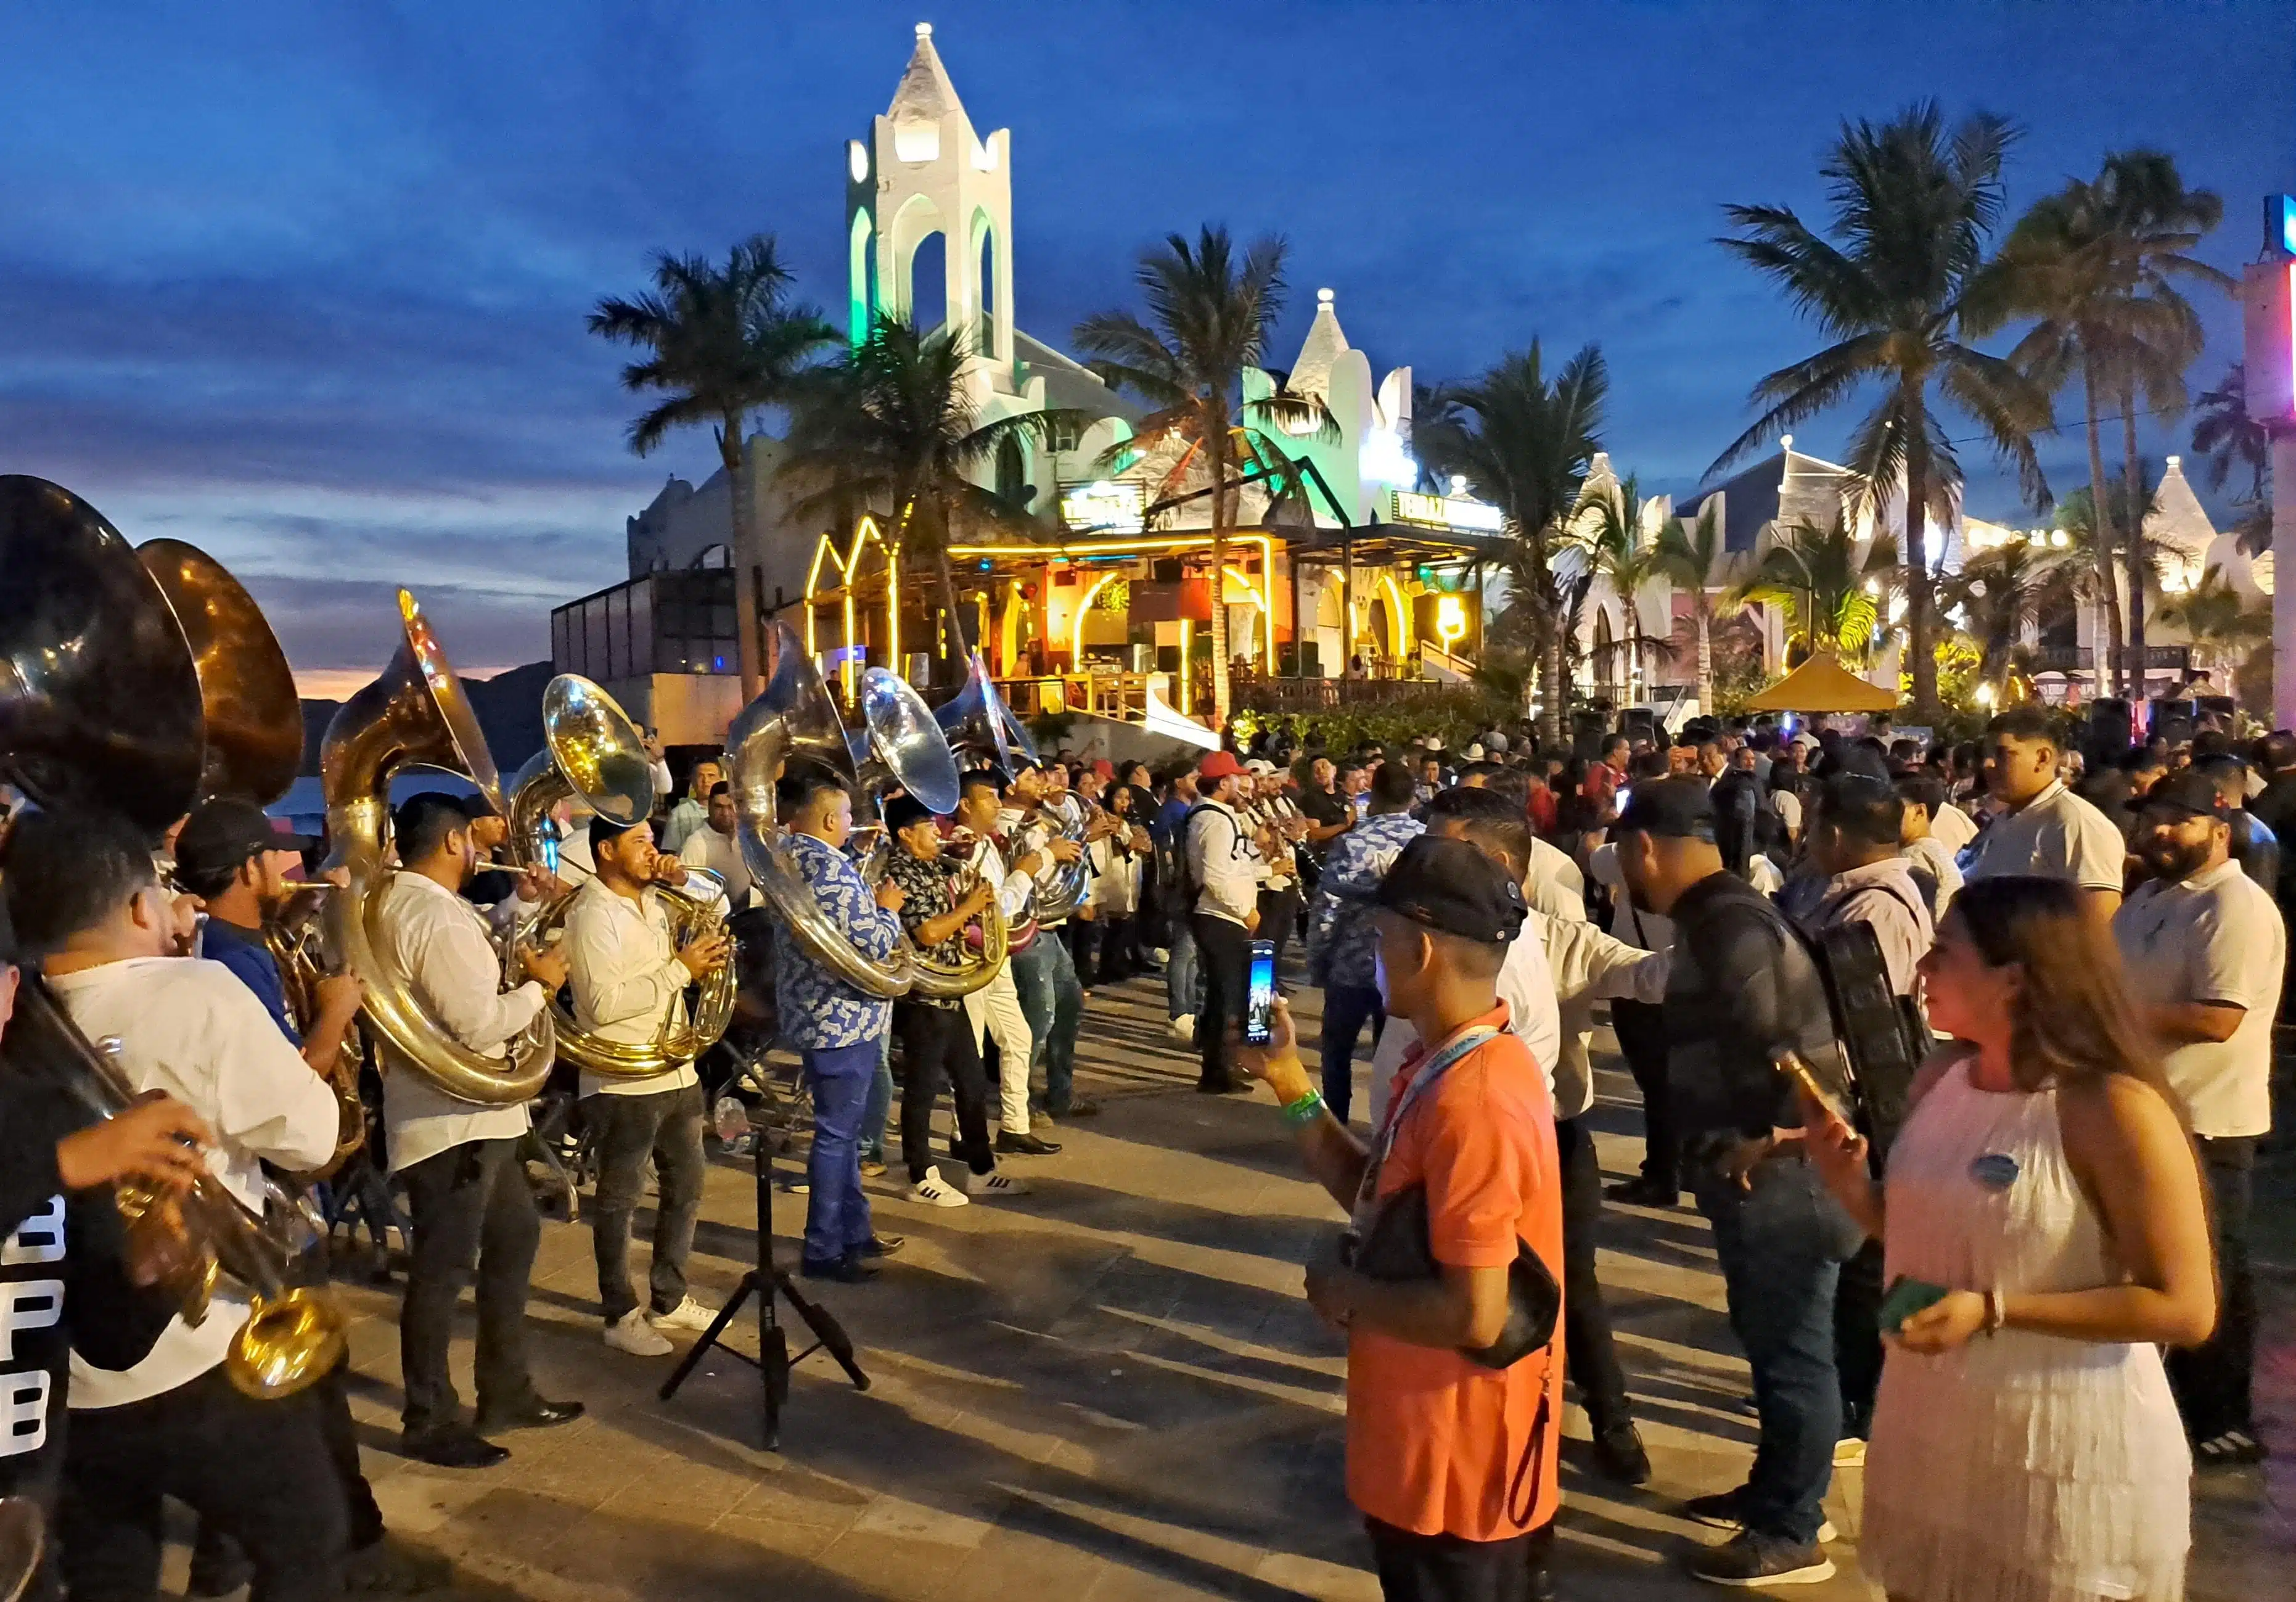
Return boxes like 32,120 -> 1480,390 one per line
1800,874 -> 2216,1602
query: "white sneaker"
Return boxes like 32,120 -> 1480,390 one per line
603,1308 -> 673,1356
906,1172 -> 970,1208
649,1296 -> 718,1333
1168,1014 -> 1196,1044
962,1169 -> 1030,1199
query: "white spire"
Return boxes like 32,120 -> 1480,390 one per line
888,22 -> 965,125
1289,287 -> 1348,400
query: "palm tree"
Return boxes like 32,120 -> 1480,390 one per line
779,313 -> 1090,681
1995,151 -> 2227,688
1649,501 -> 1729,713
1727,520 -> 1901,667
1073,227 -> 1331,722
1714,102 -> 2054,717
588,235 -> 836,695
2192,363 -> 2274,554
1416,343 -> 1609,737
2155,563 -> 2270,681
1941,540 -> 2069,685
2052,481 -> 2172,685
1568,475 -> 1674,700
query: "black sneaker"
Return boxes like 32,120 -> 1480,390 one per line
1684,1532 -> 1834,1587
400,1427 -> 509,1469
997,1130 -> 1062,1156
1591,1421 -> 1653,1485
473,1397 -> 585,1434
1681,1489 -> 1747,1529
1606,1174 -> 1680,1206
800,1254 -> 878,1283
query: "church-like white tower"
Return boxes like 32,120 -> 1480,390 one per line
845,22 -> 1014,371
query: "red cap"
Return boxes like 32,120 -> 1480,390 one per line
1198,750 -> 1243,781
1092,759 -> 1114,779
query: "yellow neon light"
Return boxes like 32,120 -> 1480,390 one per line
1071,572 -> 1117,666
948,532 -> 1283,673
800,516 -> 893,678
1378,572 -> 1411,654
1435,593 -> 1467,651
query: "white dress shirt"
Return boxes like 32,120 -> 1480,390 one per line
54,958 -> 337,1410
684,823 -> 756,910
562,876 -> 697,1098
1188,799 -> 1266,926
375,871 -> 546,1173
1369,929 -> 1564,1127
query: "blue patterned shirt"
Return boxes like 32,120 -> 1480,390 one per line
1305,811 -> 1425,990
771,832 -> 902,1050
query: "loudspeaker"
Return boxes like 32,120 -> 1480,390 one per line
1621,706 -> 1659,746
1571,709 -> 1609,761
2085,697 -> 2134,762
2197,694 -> 2237,723
2149,697 -> 2196,743
1150,558 -> 1183,583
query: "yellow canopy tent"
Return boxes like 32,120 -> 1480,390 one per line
1743,653 -> 1897,714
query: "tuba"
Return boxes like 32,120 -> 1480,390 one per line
933,650 -> 1039,781
0,475 -> 348,1399
504,674 -> 736,1076
728,623 -> 999,998
137,537 -> 367,1179
321,591 -> 555,1104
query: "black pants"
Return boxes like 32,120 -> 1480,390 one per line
2167,1135 -> 2258,1439
895,1001 -> 993,1182
399,1136 -> 543,1436
1064,916 -> 1101,985
1610,998 -> 1677,1189
1833,1236 -> 1885,1439
1556,1117 -> 1630,1435
584,1081 -> 706,1325
61,1363 -> 348,1602
1257,885 -> 1301,972
1192,913 -> 1253,1091
1095,914 -> 1134,983
1365,1518 -> 1553,1602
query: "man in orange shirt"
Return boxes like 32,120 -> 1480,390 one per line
1240,836 -> 1564,1602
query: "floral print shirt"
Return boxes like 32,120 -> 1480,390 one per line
770,832 -> 901,1048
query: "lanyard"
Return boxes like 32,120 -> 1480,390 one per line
1355,1023 -> 1503,1221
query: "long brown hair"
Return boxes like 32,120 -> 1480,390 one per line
1948,876 -> 2170,1099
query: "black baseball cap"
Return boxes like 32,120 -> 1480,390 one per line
174,799 -> 319,888
1375,835 -> 1526,945
2141,770 -> 2232,820
1615,778 -> 1718,843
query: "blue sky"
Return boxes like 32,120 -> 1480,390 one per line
3,1 -> 2290,689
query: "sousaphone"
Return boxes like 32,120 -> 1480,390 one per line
504,673 -> 737,1075
321,591 -> 555,1104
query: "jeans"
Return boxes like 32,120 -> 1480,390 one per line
584,1081 -> 706,1325
1165,917 -> 1201,1021
1694,1153 -> 1863,1545
1611,999 -> 1678,1189
859,1035 -> 893,1163
1557,1117 -> 1630,1436
1364,1517 -> 1553,1602
399,1136 -> 543,1436
1012,933 -> 1083,1113
1192,912 -> 1252,1091
1319,982 -> 1386,1127
2167,1135 -> 2258,1438
60,1364 -> 348,1602
800,1039 -> 880,1264
895,1001 -> 993,1181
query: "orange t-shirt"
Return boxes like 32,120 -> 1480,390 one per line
1346,1005 -> 1564,1541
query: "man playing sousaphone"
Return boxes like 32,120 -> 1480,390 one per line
563,814 -> 728,1355
374,794 -> 583,1466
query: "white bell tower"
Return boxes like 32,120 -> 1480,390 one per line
845,23 -> 1015,372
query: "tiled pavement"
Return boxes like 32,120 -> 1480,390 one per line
222,975 -> 2290,1600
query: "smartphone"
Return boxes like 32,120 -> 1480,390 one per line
1877,1275 -> 1951,1336
1613,785 -> 1633,815
1243,939 -> 1278,1045
541,828 -> 561,876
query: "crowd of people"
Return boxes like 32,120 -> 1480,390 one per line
0,691 -> 2282,1601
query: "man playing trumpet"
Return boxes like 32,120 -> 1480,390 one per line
565,814 -> 728,1355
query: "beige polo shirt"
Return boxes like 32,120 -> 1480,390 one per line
2114,859 -> 2286,1138
1964,779 -> 2125,892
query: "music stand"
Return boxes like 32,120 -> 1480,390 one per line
658,1117 -> 869,1450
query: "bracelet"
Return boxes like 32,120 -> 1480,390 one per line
1280,1089 -> 1326,1128
1982,1288 -> 2006,1336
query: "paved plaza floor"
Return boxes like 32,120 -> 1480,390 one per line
236,975 -> 2291,1600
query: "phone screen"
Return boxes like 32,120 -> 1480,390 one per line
1244,939 -> 1278,1045
541,831 -> 561,876
1613,786 -> 1633,815
1877,1275 -> 1950,1335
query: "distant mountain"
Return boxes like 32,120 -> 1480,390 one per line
297,659 -> 555,777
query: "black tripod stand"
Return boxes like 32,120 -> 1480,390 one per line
659,1122 -> 868,1450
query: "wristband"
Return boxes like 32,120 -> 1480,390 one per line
1982,1287 -> 2006,1336
1280,1090 -> 1326,1128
